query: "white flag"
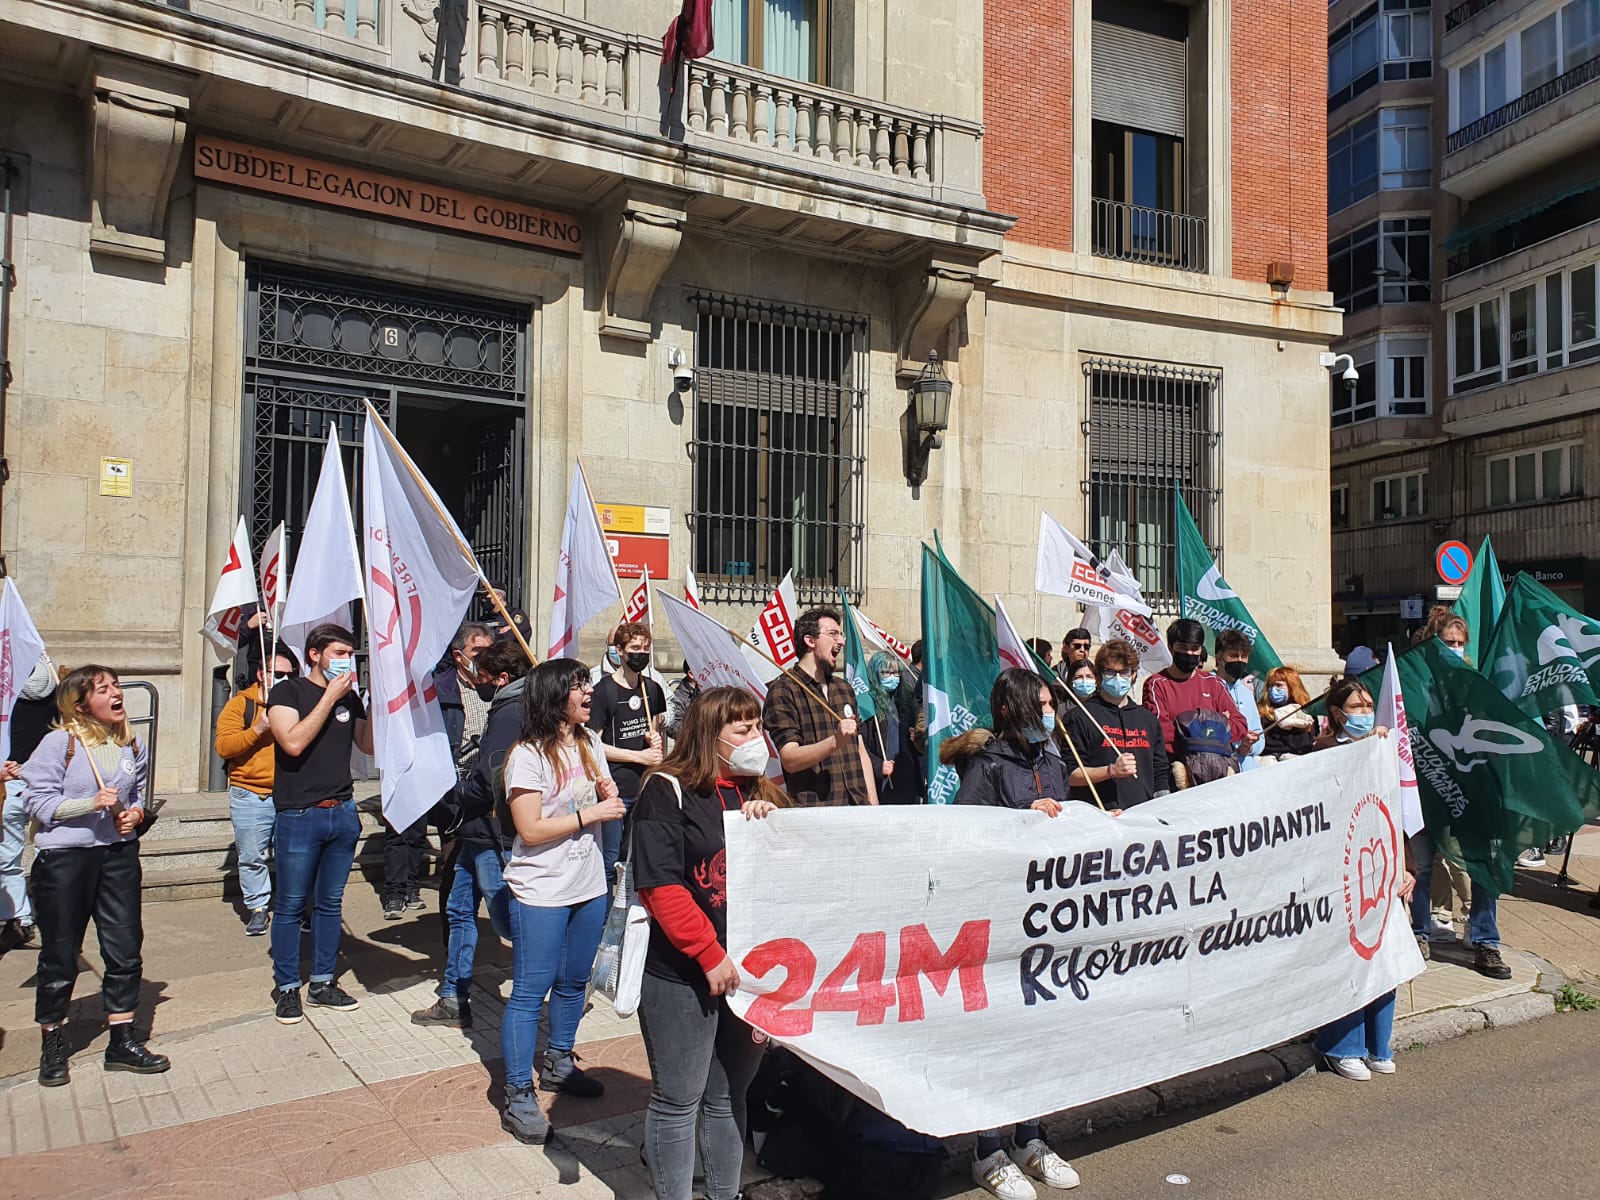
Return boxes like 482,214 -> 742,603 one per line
0,580 -> 48,763
857,610 -> 913,663
747,570 -> 799,668
684,568 -> 703,611
1084,550 -> 1172,675
548,462 -> 620,660
1035,513 -> 1152,616
280,428 -> 364,664
623,565 -> 653,628
202,517 -> 260,657
363,410 -> 481,832
258,522 -> 289,632
994,596 -> 1035,675
1378,642 -> 1424,837
659,593 -> 783,780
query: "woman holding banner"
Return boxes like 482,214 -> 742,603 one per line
498,659 -> 623,1144
1311,676 -> 1416,1080
631,686 -> 784,1200
949,668 -> 1082,1199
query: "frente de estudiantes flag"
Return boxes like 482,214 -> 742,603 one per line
363,407 -> 480,832
202,516 -> 259,658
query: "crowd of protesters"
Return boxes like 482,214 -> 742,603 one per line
1,596 -> 1590,1200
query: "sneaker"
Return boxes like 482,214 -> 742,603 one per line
973,1148 -> 1037,1200
245,909 -> 270,937
1415,935 -> 1430,962
1009,1138 -> 1080,1190
1428,914 -> 1455,938
411,995 -> 472,1028
307,981 -> 361,1011
1326,1056 -> 1371,1081
1365,1057 -> 1397,1075
273,986 -> 304,1025
1475,946 -> 1512,980
405,890 -> 426,911
1545,835 -> 1570,855
382,897 -> 405,921
1517,847 -> 1547,868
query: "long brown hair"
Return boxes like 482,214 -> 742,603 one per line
647,686 -> 790,808
1325,677 -> 1375,738
1258,665 -> 1312,721
519,658 -> 602,783
56,665 -> 137,750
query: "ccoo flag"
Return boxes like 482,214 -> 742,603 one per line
748,570 -> 799,668
1176,493 -> 1282,678
202,517 -> 260,657
1395,637 -> 1600,893
280,428 -> 365,664
0,579 -> 48,763
1484,572 -> 1600,719
1036,513 -> 1152,615
1085,549 -> 1171,674
623,564 -> 654,629
363,407 -> 481,832
548,462 -> 621,660
922,540 -> 997,805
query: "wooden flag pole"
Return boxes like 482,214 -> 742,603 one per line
1259,688 -> 1331,736
363,402 -> 538,666
1055,723 -> 1107,812
1059,677 -> 1118,750
731,627 -> 845,722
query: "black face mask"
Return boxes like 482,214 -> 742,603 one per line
1172,651 -> 1203,673
1221,660 -> 1248,681
625,652 -> 651,673
475,681 -> 499,701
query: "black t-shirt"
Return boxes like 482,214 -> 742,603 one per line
268,675 -> 367,810
631,773 -> 744,987
588,673 -> 667,798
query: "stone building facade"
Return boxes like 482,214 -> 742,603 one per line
0,0 -> 1339,791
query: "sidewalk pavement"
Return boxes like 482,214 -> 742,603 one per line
2,824 -> 1597,1200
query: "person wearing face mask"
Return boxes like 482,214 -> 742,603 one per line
947,668 -> 1082,1199
265,624 -> 373,1025
1141,619 -> 1248,786
1212,631 -> 1264,773
1309,677 -> 1417,1080
589,622 -> 668,880
862,651 -> 920,804
1062,641 -> 1171,809
214,643 -> 300,937
1257,666 -> 1316,759
630,687 -> 785,1200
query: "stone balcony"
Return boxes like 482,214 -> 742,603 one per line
1,0 -> 1004,348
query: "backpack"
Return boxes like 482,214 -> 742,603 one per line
1172,708 -> 1237,786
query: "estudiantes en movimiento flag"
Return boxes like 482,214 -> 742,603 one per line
921,540 -> 996,805
363,407 -> 480,832
1175,493 -> 1282,678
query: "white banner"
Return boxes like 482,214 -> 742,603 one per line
280,428 -> 364,664
548,462 -> 620,660
725,738 -> 1422,1136
363,411 -> 481,831
1036,513 -> 1152,616
0,580 -> 47,764
202,516 -> 260,657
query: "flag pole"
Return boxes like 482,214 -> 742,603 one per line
731,627 -> 845,722
362,402 -> 538,667
1058,678 -> 1117,750
1055,723 -> 1107,811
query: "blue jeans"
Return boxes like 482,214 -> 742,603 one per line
229,785 -> 277,912
1409,834 -> 1500,948
1315,991 -> 1396,1061
269,800 -> 360,990
502,893 -> 608,1088
1,780 -> 32,924
441,844 -> 511,999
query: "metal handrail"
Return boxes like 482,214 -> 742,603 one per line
1447,54 -> 1600,153
121,680 -> 160,813
1090,198 -> 1209,273
1444,0 -> 1499,32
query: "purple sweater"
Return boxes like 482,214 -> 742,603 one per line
22,730 -> 148,851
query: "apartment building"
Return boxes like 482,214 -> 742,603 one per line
0,0 -> 1338,790
1328,0 -> 1600,651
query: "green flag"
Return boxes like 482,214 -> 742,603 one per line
1395,638 -> 1600,893
1175,493 -> 1283,678
1452,535 -> 1504,667
1484,572 -> 1600,719
838,589 -> 877,724
921,541 -> 998,805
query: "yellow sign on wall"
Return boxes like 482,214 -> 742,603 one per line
595,502 -> 670,536
100,457 -> 132,497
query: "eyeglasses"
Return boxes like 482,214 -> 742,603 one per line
1103,669 -> 1134,679
569,680 -> 594,694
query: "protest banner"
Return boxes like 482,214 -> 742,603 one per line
1176,494 -> 1283,677
724,737 -> 1422,1136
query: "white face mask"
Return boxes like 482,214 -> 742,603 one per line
721,735 -> 771,778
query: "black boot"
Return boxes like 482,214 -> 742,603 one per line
39,1026 -> 69,1088
104,1022 -> 171,1075
539,1048 -> 604,1097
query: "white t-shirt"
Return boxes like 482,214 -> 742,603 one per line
502,731 -> 613,907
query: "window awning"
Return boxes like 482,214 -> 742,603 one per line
1445,161 -> 1600,250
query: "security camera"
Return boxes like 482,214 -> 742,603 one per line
668,347 -> 693,393
1342,364 -> 1360,391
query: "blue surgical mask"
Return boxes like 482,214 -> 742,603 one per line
1041,710 -> 1056,732
1444,644 -> 1465,659
606,646 -> 623,668
323,657 -> 353,679
879,675 -> 900,692
1070,678 -> 1097,699
1269,684 -> 1289,705
1343,712 -> 1376,738
1101,675 -> 1133,700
